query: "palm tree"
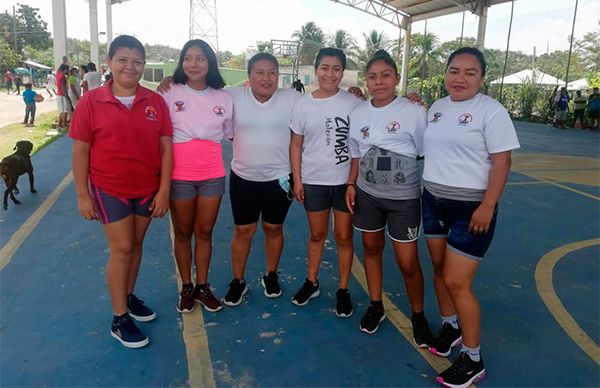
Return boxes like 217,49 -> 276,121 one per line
292,22 -> 326,65
328,29 -> 359,69
354,30 -> 391,72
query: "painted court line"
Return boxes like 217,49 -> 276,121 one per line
516,173 -> 599,201
535,238 -> 600,365
351,255 -> 453,374
169,220 -> 216,388
0,171 -> 73,271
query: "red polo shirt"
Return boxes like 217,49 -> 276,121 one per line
69,80 -> 173,198
56,71 -> 65,96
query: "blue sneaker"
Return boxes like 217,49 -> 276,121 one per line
111,314 -> 149,348
127,294 -> 156,322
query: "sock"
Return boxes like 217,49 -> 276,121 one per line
461,344 -> 481,362
371,300 -> 384,308
197,283 -> 208,288
182,282 -> 193,290
412,311 -> 425,321
441,314 -> 459,329
113,312 -> 128,323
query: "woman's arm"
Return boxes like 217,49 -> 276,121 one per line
290,132 -> 305,203
72,140 -> 97,220
149,136 -> 173,218
345,158 -> 359,214
469,150 -> 512,234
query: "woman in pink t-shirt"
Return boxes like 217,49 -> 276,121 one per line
161,39 -> 233,314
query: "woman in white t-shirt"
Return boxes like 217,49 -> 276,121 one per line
421,47 -> 520,388
290,48 -> 361,317
346,50 -> 430,340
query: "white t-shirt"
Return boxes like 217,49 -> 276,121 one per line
350,97 -> 427,200
83,71 -> 102,90
290,89 -> 362,185
227,87 -> 300,182
423,93 -> 520,190
161,84 -> 233,144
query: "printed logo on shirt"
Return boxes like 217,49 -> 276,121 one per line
430,112 -> 443,123
458,113 -> 473,125
325,115 -> 350,165
145,106 -> 158,121
386,121 -> 400,133
360,126 -> 370,139
213,106 -> 225,116
174,101 -> 185,112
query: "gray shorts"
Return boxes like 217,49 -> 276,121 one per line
555,109 -> 567,120
353,186 -> 421,242
170,177 -> 225,201
303,183 -> 349,213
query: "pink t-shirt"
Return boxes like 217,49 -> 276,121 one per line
161,84 -> 233,181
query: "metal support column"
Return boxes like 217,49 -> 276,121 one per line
89,0 -> 100,65
51,0 -> 68,69
106,0 -> 113,47
400,21 -> 411,94
477,5 -> 488,50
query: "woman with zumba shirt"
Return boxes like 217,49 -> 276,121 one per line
70,35 -> 173,348
290,47 -> 362,317
346,50 -> 431,341
422,47 -> 519,388
160,39 -> 233,314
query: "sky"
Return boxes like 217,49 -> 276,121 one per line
2,0 -> 599,55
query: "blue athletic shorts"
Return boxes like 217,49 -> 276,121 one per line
91,185 -> 154,224
303,183 -> 349,213
421,188 -> 497,260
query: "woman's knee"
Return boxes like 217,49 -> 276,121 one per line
262,223 -> 283,238
173,227 -> 193,243
234,224 -> 257,241
309,230 -> 328,243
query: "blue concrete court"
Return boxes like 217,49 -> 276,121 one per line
1,122 -> 598,386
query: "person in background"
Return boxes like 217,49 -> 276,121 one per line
67,67 -> 81,110
292,78 -> 305,93
553,87 -> 570,129
588,87 -> 600,131
572,90 -> 587,128
46,72 -> 56,98
346,50 -> 431,341
290,48 -> 362,317
55,64 -> 71,129
14,73 -> 23,95
4,70 -> 14,94
69,35 -> 173,349
22,83 -> 42,127
421,47 -> 520,388
160,39 -> 233,314
83,62 -> 102,93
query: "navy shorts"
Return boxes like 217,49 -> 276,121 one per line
229,171 -> 293,226
303,183 -> 350,213
91,185 -> 153,224
421,188 -> 497,260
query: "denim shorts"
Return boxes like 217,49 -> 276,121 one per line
170,177 -> 225,201
90,185 -> 153,224
303,183 -> 350,213
421,188 -> 497,260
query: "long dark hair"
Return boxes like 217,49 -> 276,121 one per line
173,39 -> 225,89
446,47 -> 486,76
315,47 -> 346,70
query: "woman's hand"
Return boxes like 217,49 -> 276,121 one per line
345,184 -> 356,214
293,179 -> 304,203
149,190 -> 169,218
406,92 -> 425,106
468,203 -> 495,235
156,76 -> 174,93
77,193 -> 98,220
348,86 -> 366,100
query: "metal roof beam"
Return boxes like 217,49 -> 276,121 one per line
330,0 -> 410,29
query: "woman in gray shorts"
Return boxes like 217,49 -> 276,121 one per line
346,50 -> 431,340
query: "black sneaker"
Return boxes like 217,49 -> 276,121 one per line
111,313 -> 149,349
261,271 -> 282,298
429,322 -> 463,357
359,304 -> 386,334
127,294 -> 156,322
335,288 -> 353,318
176,283 -> 195,313
291,278 -> 320,306
412,314 -> 432,348
223,278 -> 248,307
194,284 -> 223,312
436,351 -> 485,388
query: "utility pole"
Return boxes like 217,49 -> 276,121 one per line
12,5 -> 18,59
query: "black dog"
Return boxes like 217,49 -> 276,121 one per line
1,140 -> 37,210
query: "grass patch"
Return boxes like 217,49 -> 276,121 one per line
0,112 -> 65,158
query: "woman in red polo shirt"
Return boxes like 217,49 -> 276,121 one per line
69,35 -> 173,349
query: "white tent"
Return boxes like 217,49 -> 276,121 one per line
490,69 -> 565,86
567,78 -> 589,90
24,60 -> 52,70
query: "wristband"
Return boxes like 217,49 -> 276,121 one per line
346,183 -> 356,188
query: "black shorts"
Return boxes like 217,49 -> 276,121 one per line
229,171 -> 294,226
303,183 -> 350,213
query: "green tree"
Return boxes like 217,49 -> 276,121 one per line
292,21 -> 325,65
217,50 -> 233,65
144,44 -> 180,62
328,29 -> 358,69
574,21 -> 600,72
0,38 -> 18,69
223,54 -> 245,70
354,30 -> 391,72
0,4 -> 50,54
256,41 -> 271,53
